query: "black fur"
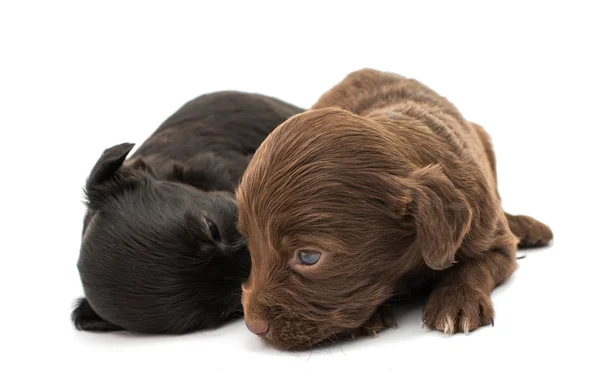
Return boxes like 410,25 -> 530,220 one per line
72,91 -> 303,334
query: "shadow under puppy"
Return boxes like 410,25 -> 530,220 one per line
237,69 -> 553,350
72,91 -> 303,333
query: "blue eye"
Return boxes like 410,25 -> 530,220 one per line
298,251 -> 321,265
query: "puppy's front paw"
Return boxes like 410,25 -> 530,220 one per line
422,285 -> 494,334
351,303 -> 397,339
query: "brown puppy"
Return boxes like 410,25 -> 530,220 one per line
237,69 -> 552,350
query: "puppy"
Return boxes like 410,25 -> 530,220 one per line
72,91 -> 303,334
237,69 -> 553,349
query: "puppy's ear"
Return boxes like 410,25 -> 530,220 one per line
87,143 -> 135,188
396,165 -> 472,270
71,298 -> 123,332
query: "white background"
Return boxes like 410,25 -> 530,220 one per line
1,1 -> 598,390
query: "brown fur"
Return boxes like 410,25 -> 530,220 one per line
237,69 -> 552,350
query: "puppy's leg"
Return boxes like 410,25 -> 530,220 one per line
471,122 -> 553,248
422,223 -> 517,334
71,298 -> 122,332
505,213 -> 553,248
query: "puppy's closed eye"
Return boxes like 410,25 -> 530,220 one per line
185,214 -> 222,244
205,218 -> 221,242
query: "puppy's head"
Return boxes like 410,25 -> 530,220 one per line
72,143 -> 249,334
237,109 -> 472,349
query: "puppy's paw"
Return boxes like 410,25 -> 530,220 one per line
71,298 -> 123,332
507,214 -> 553,248
351,303 -> 397,339
422,285 -> 494,335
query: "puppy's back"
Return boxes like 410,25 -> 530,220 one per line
312,69 -> 490,182
129,91 -> 303,185
135,91 -> 302,161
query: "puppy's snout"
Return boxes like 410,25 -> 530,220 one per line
241,283 -> 269,335
245,317 -> 269,335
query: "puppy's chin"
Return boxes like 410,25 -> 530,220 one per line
261,325 -> 333,351
257,310 -> 367,350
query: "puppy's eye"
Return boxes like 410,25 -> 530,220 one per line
298,250 -> 320,266
206,219 -> 221,242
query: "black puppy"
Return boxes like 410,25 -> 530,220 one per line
72,91 -> 303,333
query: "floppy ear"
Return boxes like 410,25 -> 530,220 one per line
87,143 -> 135,188
71,298 -> 123,332
398,164 -> 472,270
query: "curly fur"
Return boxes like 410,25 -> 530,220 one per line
237,69 -> 552,350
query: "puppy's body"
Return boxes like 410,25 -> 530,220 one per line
73,91 -> 302,334
237,69 -> 552,349
128,92 -> 295,181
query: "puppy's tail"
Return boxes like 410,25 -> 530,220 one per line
505,213 -> 553,248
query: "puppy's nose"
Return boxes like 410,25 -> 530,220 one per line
245,317 -> 269,335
